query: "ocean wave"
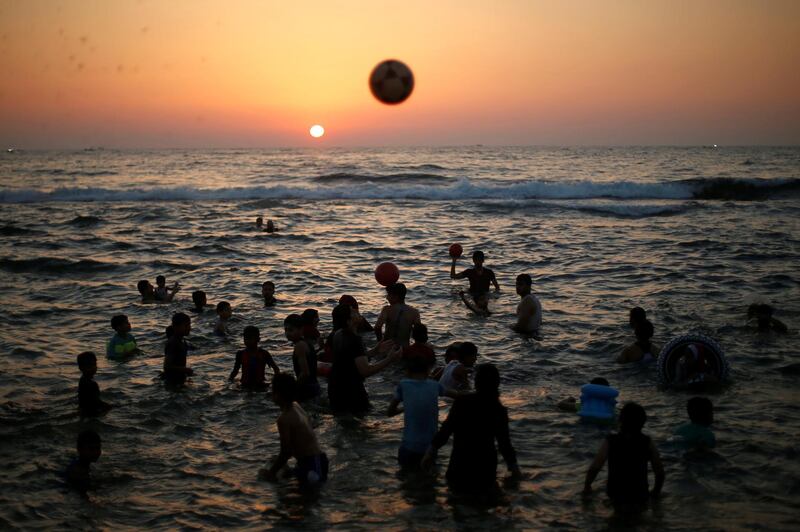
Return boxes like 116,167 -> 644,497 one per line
1,177 -> 798,203
0,257 -> 122,275
32,169 -> 118,177
312,172 -> 454,183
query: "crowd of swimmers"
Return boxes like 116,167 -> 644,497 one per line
68,239 -> 788,514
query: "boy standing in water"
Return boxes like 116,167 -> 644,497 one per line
387,354 -> 454,470
285,314 -> 320,401
451,250 -> 500,296
65,430 -> 102,494
229,325 -> 281,389
583,402 -> 665,510
375,283 -> 421,347
675,397 -> 716,450
164,313 -> 193,386
261,374 -> 328,489
106,314 -> 141,359
191,290 -> 208,313
155,275 -> 180,302
513,274 -> 542,335
77,351 -> 112,416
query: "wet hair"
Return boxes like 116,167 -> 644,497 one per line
475,363 -> 500,399
216,301 -> 231,313
110,314 -> 128,330
331,304 -> 352,331
156,275 -> 166,285
77,429 -> 101,450
171,312 -> 190,327
687,397 -> 713,426
516,273 -> 532,287
407,353 -> 431,374
262,281 -> 275,289
77,351 -> 96,370
284,314 -> 304,329
619,402 -> 647,434
386,282 -> 407,302
590,377 -> 610,386
444,342 -> 462,363
629,307 -> 647,327
301,309 -> 319,325
192,290 -> 206,305
272,373 -> 297,402
243,325 -> 259,340
339,295 -> 359,310
137,280 -> 149,294
472,250 -> 485,262
412,323 -> 428,344
458,341 -> 478,361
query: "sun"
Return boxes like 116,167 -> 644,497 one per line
309,125 -> 325,138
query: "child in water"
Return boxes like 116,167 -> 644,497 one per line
439,341 -> 478,392
557,377 -> 617,418
229,325 -> 281,389
617,319 -> 658,363
163,313 -> 193,386
214,301 -> 232,336
77,351 -> 112,417
262,281 -> 277,307
403,323 -> 436,369
674,397 -> 716,450
431,342 -> 462,380
106,314 -> 141,359
65,430 -> 102,494
387,353 -> 456,470
260,373 -> 328,489
301,309 -> 324,351
583,402 -> 665,510
155,275 -> 180,302
284,314 -> 320,401
747,303 -> 788,333
191,290 -> 208,313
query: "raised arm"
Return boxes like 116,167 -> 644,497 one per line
450,258 -> 466,279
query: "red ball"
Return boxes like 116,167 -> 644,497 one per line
374,262 -> 400,286
449,243 -> 463,258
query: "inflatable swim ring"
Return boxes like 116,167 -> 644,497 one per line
656,333 -> 729,387
578,383 -> 619,421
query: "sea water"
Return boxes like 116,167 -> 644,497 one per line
0,146 -> 798,529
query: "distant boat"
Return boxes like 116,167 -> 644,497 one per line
6,148 -> 15,153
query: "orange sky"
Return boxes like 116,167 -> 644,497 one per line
0,0 -> 798,148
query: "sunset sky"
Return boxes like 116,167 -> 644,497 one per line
0,0 -> 798,148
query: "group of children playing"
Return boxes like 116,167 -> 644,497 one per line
70,267 -> 724,513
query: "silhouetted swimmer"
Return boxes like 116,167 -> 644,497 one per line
402,323 -> 436,369
155,275 -> 180,302
338,294 -> 373,332
77,351 -> 111,417
747,303 -> 787,333
513,274 -> 542,336
163,313 -> 193,386
191,290 -> 208,313
629,307 -> 647,330
329,303 -> 401,414
301,309 -> 324,351
284,314 -> 320,401
137,279 -> 156,303
214,301 -> 232,336
422,364 -> 521,493
617,320 -> 659,363
439,341 -> 477,392
256,216 -> 263,228
674,397 -> 716,450
375,282 -> 421,347
229,325 -> 280,389
450,249 -> 500,295
583,402 -> 664,511
262,281 -> 277,307
106,314 -> 141,359
260,373 -> 328,489
65,430 -> 102,494
266,219 -> 276,233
